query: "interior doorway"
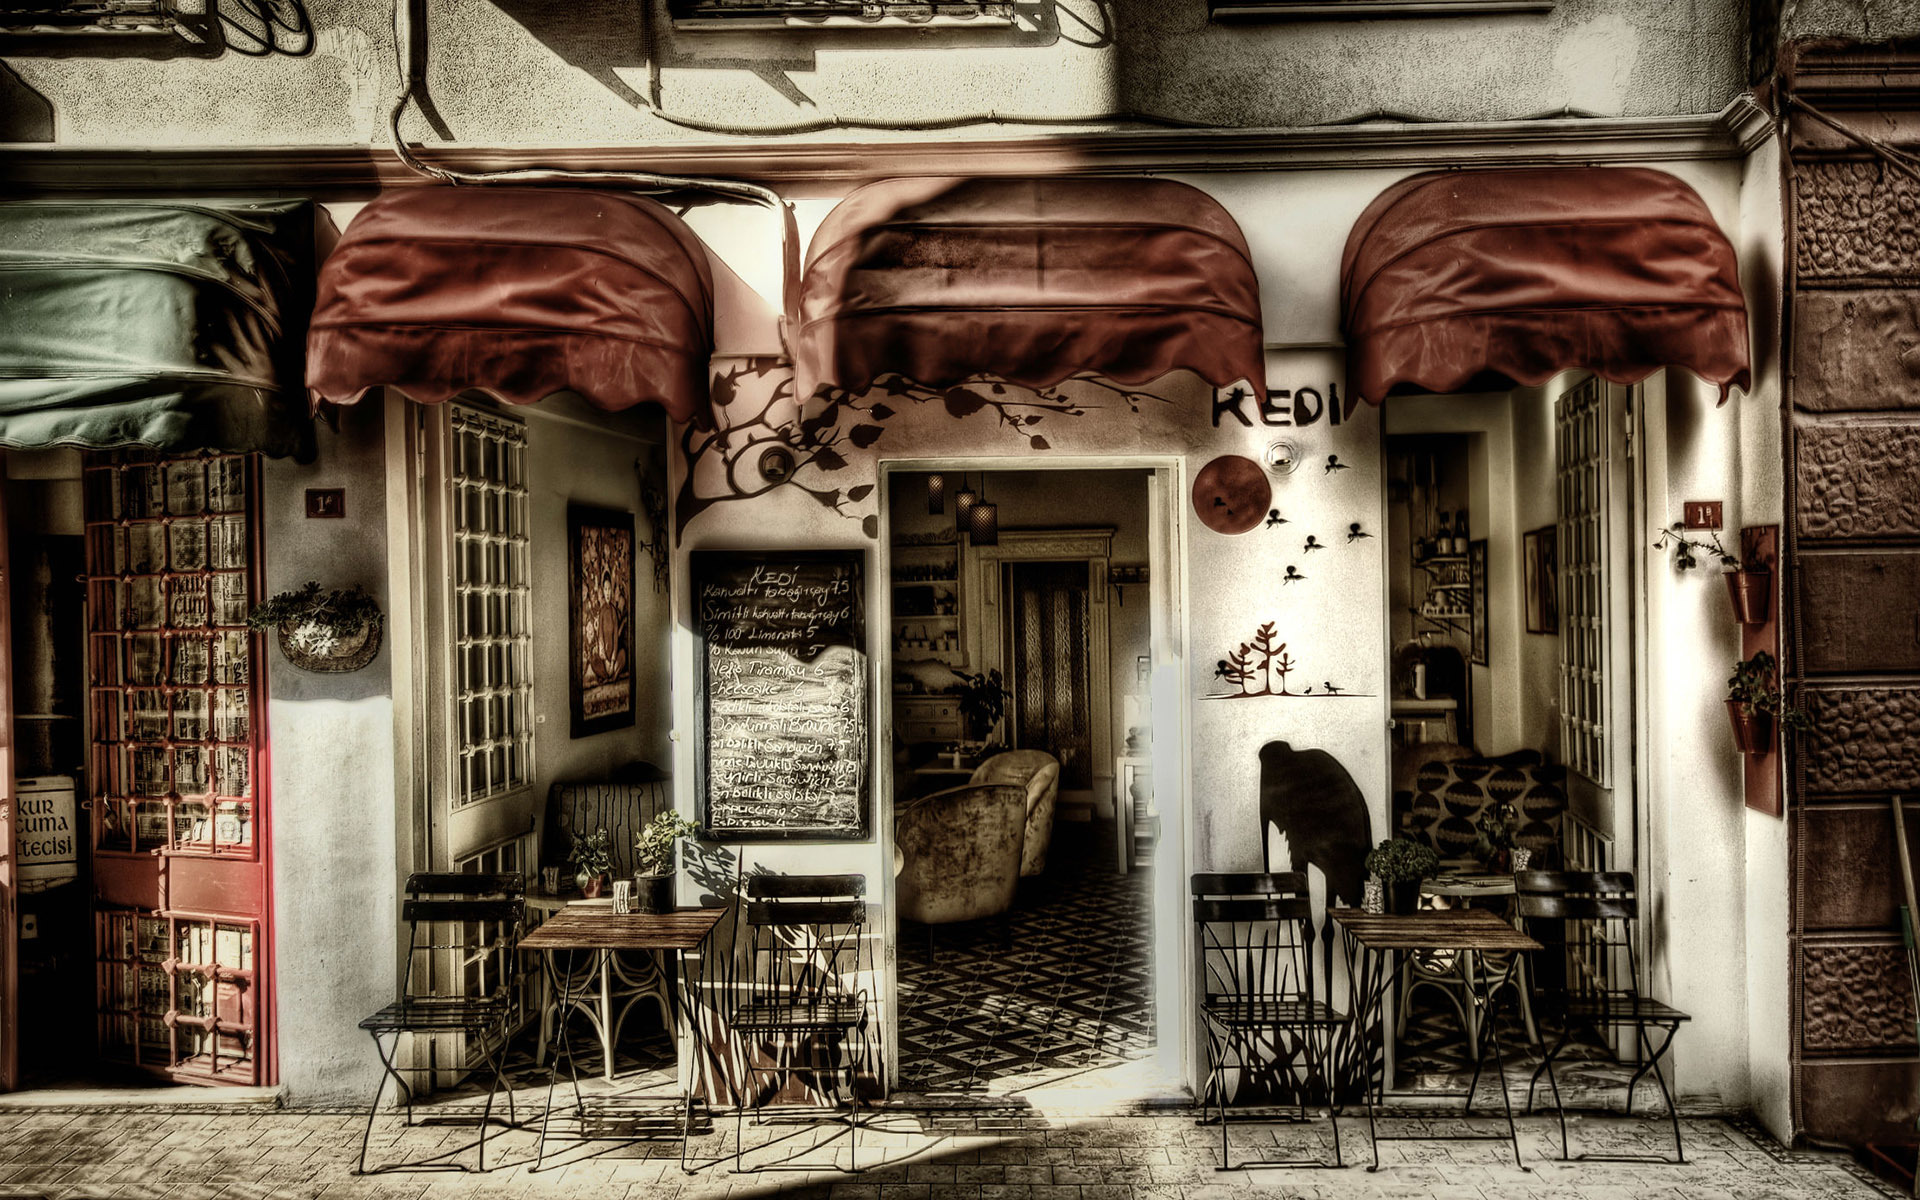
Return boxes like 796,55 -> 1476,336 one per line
881,463 -> 1177,1100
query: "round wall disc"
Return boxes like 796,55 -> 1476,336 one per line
1191,454 -> 1271,535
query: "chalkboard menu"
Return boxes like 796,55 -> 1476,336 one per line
693,550 -> 869,841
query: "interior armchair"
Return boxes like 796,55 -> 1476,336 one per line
968,750 -> 1061,876
894,782 -> 1027,960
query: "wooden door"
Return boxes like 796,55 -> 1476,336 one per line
82,453 -> 272,1086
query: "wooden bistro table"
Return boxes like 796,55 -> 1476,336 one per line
519,905 -> 728,1172
1330,907 -> 1541,1171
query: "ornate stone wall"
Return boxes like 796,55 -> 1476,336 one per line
1786,44 -> 1920,1148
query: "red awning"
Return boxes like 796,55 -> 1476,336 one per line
797,176 -> 1265,399
308,188 -> 714,424
1341,167 -> 1750,405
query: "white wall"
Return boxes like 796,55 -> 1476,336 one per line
262,399 -> 399,1105
1,0 -> 1748,147
1738,133 -> 1792,1143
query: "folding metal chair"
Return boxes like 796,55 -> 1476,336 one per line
1192,872 -> 1348,1170
1516,869 -> 1691,1163
727,871 -> 873,1173
356,872 -> 525,1174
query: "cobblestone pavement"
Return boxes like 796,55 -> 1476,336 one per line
0,1101 -> 1898,1200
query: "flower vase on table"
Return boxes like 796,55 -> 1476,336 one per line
577,873 -> 605,899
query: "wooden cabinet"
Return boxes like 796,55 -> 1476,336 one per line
894,695 -> 964,746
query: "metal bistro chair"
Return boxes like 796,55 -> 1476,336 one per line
728,872 -> 873,1173
356,873 -> 526,1175
1515,870 -> 1692,1163
1192,872 -> 1348,1170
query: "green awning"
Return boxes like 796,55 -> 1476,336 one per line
0,199 -> 314,459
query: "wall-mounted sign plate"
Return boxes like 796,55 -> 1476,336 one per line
305,488 -> 345,519
1682,500 -> 1723,530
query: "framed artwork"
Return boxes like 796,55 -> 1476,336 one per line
1468,538 -> 1489,665
568,504 -> 636,738
1524,526 -> 1559,635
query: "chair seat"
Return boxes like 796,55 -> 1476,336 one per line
1201,996 -> 1346,1028
732,998 -> 865,1033
359,996 -> 512,1033
1560,995 -> 1691,1025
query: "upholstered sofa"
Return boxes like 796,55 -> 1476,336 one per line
968,750 -> 1061,877
1403,749 -> 1567,866
894,782 -> 1027,926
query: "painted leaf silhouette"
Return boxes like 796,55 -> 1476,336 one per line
847,484 -> 875,502
869,403 -> 895,420
1029,435 -> 1051,450
849,424 -> 885,449
812,448 -> 848,472
861,514 -> 879,539
944,388 -> 989,419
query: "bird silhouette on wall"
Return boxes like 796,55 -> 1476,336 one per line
1282,565 -> 1306,584
1266,509 -> 1289,528
1325,454 -> 1350,473
1347,522 -> 1372,542
1303,535 -> 1325,552
1258,740 -> 1371,908
1322,681 -> 1345,695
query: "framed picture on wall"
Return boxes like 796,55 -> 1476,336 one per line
1468,538 -> 1489,665
1524,525 -> 1559,635
568,504 -> 637,738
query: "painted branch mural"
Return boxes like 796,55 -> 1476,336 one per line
676,358 -> 1181,543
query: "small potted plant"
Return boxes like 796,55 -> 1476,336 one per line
952,668 -> 1010,746
1726,650 -> 1812,755
568,827 -> 613,898
1365,837 -> 1440,915
1652,524 -> 1771,626
248,581 -> 384,672
633,811 -> 701,915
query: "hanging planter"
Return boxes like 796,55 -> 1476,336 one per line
1654,524 -> 1772,625
1724,568 -> 1772,626
1725,650 -> 1812,757
1725,700 -> 1775,754
248,581 -> 384,673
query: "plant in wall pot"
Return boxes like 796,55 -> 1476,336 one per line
568,828 -> 613,898
1365,837 -> 1440,915
1726,650 -> 1811,755
633,811 -> 700,915
247,581 -> 384,672
1652,524 -> 1771,626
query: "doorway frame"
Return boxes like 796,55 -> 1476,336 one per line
874,455 -> 1193,1100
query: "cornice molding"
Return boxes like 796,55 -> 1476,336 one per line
0,99 -> 1766,195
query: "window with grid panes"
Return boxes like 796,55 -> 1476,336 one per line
449,407 -> 534,808
1556,377 -> 1610,787
84,453 -> 266,1083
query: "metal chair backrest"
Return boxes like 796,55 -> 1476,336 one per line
1514,869 -> 1642,1001
1191,871 -> 1319,1010
398,872 -> 525,1006
738,872 -> 870,1015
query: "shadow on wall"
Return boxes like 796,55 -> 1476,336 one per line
487,0 -> 1103,115
0,64 -> 51,141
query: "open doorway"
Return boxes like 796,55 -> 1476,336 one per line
883,466 -> 1165,1099
1382,378 -> 1641,1097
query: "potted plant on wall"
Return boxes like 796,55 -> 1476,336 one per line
568,827 -> 613,898
1652,524 -> 1771,626
1726,650 -> 1811,755
1365,837 -> 1440,915
633,811 -> 700,915
248,581 -> 384,672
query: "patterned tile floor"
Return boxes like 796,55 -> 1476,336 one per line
895,819 -> 1156,1098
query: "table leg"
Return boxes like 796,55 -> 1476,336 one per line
1470,949 -> 1528,1171
598,948 -> 616,1083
